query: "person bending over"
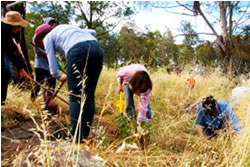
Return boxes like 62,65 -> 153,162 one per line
117,64 -> 153,124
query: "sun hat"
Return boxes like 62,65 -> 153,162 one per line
1,11 -> 29,27
35,24 -> 54,35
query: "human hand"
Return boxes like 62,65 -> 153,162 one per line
196,127 -> 205,136
60,74 -> 67,82
137,122 -> 145,135
117,83 -> 123,94
19,69 -> 30,79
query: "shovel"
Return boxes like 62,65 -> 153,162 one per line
28,76 -> 69,105
43,79 -> 66,115
117,92 -> 130,138
14,38 -> 69,113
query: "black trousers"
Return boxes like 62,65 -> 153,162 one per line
1,67 -> 9,105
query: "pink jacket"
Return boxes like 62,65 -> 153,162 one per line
117,64 -> 151,121
117,64 -> 147,85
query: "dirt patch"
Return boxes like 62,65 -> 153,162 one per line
1,106 -> 120,166
1,106 -> 69,167
1,106 -> 30,130
12,141 -> 105,167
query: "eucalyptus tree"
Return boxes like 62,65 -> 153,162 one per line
137,1 -> 250,75
26,1 -> 135,67
68,1 -> 135,68
70,1 -> 134,37
141,30 -> 163,67
177,44 -> 195,67
118,26 -> 167,67
28,1 -> 73,25
179,20 -> 199,47
191,1 -> 250,75
158,29 -> 179,67
25,2 -> 73,60
118,26 -> 145,65
231,25 -> 250,73
196,42 -> 218,67
99,33 -> 121,68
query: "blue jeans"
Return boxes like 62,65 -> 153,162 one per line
123,84 -> 136,120
1,55 -> 14,105
4,56 -> 14,83
123,84 -> 152,120
67,41 -> 103,142
146,105 -> 152,119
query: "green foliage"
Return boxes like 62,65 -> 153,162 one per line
118,26 -> 144,65
179,20 -> 199,46
28,2 -> 73,24
196,43 -> 218,67
232,30 -> 250,73
99,33 -> 121,68
23,1 -> 250,74
118,27 -> 179,68
177,44 -> 195,66
25,2 -> 73,62
71,1 -> 134,30
118,115 -> 131,138
141,30 -> 162,67
158,29 -> 179,67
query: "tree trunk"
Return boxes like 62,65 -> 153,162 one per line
219,2 -> 235,76
194,1 -> 236,76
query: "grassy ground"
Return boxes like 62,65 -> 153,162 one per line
2,67 -> 250,167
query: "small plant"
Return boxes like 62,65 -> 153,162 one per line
2,113 -> 9,127
118,114 -> 131,138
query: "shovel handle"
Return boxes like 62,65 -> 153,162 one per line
28,75 -> 69,105
51,80 -> 66,100
30,42 -> 66,74
119,92 -> 125,114
30,42 -> 48,59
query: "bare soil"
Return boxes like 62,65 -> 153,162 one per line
1,105 -> 120,166
1,106 -> 68,167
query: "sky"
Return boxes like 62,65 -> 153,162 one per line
26,1 -> 249,44
118,1 -> 249,44
26,1 -> 216,44
126,3 -> 218,44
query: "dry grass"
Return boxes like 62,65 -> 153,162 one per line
2,67 -> 250,167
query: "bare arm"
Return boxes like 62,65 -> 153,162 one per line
117,83 -> 123,94
196,126 -> 205,136
18,68 -> 29,79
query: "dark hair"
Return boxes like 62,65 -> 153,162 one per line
129,71 -> 152,94
202,96 -> 217,116
48,20 -> 56,26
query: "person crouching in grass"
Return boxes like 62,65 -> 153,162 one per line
195,96 -> 241,138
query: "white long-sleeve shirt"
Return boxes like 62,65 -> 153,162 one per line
43,24 -> 97,79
